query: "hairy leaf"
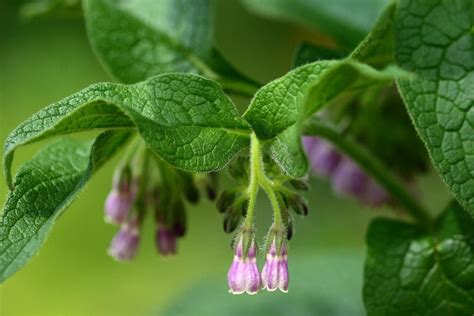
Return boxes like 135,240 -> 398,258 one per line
244,60 -> 401,177
241,0 -> 388,48
4,74 -> 251,187
83,0 -> 243,83
364,201 -> 474,315
0,132 -> 130,283
394,0 -> 474,214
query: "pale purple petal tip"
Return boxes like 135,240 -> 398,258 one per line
108,222 -> 140,261
332,157 -> 368,197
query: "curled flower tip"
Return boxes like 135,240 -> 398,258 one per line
261,238 -> 289,293
104,189 -> 134,224
107,220 -> 140,261
331,157 -> 368,198
227,238 -> 261,295
156,226 -> 177,256
308,139 -> 342,178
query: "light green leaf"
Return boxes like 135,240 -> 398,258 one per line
364,201 -> 474,315
244,60 -> 401,177
241,0 -> 388,48
0,131 -> 131,283
394,0 -> 474,214
83,0 -> 244,84
4,74 -> 251,188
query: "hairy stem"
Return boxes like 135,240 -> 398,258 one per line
219,78 -> 261,98
245,134 -> 283,228
303,117 -> 432,227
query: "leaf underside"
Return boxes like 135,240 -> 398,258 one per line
0,131 -> 131,283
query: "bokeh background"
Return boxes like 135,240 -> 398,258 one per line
0,1 -> 452,315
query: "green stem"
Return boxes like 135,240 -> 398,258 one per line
303,118 -> 432,227
245,134 -> 283,228
218,78 -> 261,98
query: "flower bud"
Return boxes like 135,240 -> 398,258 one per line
287,193 -> 308,216
227,237 -> 260,295
107,218 -> 140,261
216,190 -> 237,213
289,178 -> 310,191
155,225 -> 177,256
104,166 -> 136,224
223,207 -> 241,234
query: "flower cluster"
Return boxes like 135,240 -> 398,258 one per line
104,146 -> 216,261
303,136 -> 391,207
227,228 -> 289,295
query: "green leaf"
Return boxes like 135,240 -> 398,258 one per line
244,60 -> 401,177
364,201 -> 474,315
394,0 -> 474,214
83,0 -> 243,84
4,74 -> 251,188
0,131 -> 130,283
241,0 -> 388,49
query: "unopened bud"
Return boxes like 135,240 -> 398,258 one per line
216,190 -> 237,213
288,193 -> 308,216
223,207 -> 241,234
289,179 -> 310,191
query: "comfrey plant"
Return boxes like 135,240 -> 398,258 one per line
1,0 -> 473,313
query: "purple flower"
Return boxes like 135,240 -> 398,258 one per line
331,157 -> 368,197
261,238 -> 289,293
107,218 -> 140,261
227,237 -> 260,295
360,178 -> 390,207
306,138 -> 342,177
104,189 -> 135,224
155,226 -> 177,256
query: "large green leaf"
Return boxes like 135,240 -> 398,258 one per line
364,201 -> 474,315
244,60 -> 401,177
4,74 -> 251,188
394,0 -> 474,215
83,0 -> 244,84
241,0 -> 388,48
0,131 -> 130,283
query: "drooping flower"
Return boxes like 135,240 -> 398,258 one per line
104,167 -> 136,224
107,217 -> 140,261
331,157 -> 368,197
360,178 -> 390,207
305,137 -> 342,177
155,225 -> 177,256
227,237 -> 260,295
261,238 -> 289,293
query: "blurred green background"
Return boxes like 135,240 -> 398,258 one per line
0,1 -> 451,315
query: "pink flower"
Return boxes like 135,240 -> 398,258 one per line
261,238 -> 289,292
227,237 -> 261,295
